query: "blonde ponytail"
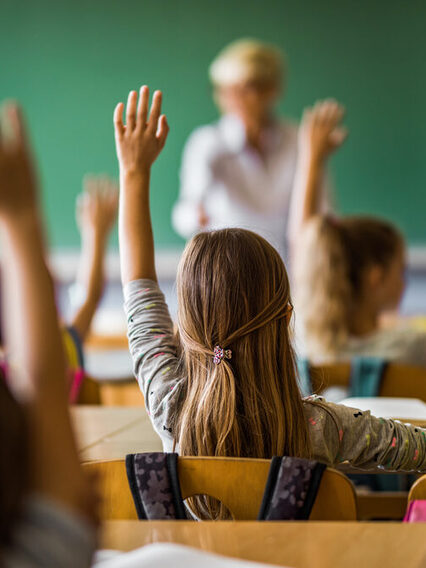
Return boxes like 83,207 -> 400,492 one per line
294,216 -> 352,359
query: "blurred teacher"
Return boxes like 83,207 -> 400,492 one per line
172,38 -> 333,258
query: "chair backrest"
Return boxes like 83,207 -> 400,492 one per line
76,375 -> 144,406
83,456 -> 357,521
76,375 -> 102,404
309,362 -> 426,401
408,474 -> 426,502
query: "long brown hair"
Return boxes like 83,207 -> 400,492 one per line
294,215 -> 404,360
174,229 -> 310,517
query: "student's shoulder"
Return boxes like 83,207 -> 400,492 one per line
400,329 -> 426,367
302,395 -> 341,463
303,394 -> 339,422
303,394 -> 366,432
373,327 -> 426,367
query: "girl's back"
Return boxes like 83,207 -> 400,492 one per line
116,86 -> 426,520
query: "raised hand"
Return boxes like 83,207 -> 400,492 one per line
114,86 -> 169,176
114,85 -> 169,284
0,103 -> 38,219
76,174 -> 118,243
71,175 -> 118,340
0,100 -> 98,526
299,99 -> 347,164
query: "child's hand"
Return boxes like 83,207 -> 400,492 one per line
299,99 -> 347,164
76,175 -> 118,243
0,102 -> 38,220
114,86 -> 169,176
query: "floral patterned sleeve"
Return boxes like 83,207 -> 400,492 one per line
305,396 -> 426,471
123,279 -> 182,449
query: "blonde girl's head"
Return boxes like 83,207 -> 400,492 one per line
294,215 -> 405,361
175,229 -> 310,488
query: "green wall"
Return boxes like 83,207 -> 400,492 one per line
1,0 -> 425,247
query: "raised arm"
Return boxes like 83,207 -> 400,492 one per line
287,100 -> 347,254
0,103 -> 96,522
70,175 -> 118,340
114,86 -> 169,285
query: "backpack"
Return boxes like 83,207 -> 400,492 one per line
125,452 -> 326,521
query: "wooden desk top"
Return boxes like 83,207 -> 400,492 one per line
100,520 -> 426,568
71,404 -> 425,465
71,406 -> 162,461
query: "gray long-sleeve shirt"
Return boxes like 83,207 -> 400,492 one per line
124,279 -> 426,472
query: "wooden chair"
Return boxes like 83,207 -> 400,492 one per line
77,375 -> 102,404
408,474 -> 426,502
76,374 -> 143,406
83,456 -> 357,521
309,362 -> 426,401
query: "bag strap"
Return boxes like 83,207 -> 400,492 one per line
125,452 -> 187,520
349,357 -> 387,397
258,456 -> 326,520
297,357 -> 313,396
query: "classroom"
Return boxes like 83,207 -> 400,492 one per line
1,1 -> 426,567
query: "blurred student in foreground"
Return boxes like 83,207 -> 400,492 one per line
0,102 -> 97,567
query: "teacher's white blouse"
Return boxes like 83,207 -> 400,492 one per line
172,114 -> 330,259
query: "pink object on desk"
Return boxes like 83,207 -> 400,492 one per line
404,500 -> 426,522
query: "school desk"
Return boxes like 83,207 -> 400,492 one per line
340,397 -> 426,427
72,405 -> 425,463
81,347 -> 143,406
100,520 -> 426,568
71,406 -> 161,462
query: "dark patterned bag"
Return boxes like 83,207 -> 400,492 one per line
126,452 -> 187,519
257,456 -> 325,520
126,453 -> 326,521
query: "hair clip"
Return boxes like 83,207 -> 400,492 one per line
213,345 -> 232,365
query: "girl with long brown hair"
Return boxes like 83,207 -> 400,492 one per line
291,101 -> 426,368
116,87 -> 426,518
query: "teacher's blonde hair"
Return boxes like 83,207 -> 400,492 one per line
209,38 -> 285,88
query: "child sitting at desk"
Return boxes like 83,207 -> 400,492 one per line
291,103 -> 426,368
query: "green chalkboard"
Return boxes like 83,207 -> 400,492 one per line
1,0 -> 425,247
